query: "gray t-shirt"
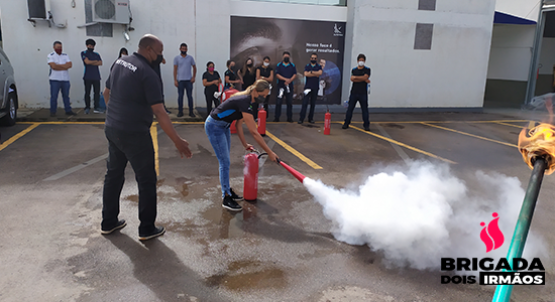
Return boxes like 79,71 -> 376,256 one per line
173,54 -> 195,81
105,53 -> 164,133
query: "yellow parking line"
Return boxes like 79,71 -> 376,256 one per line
0,123 -> 40,152
150,123 -> 160,176
349,125 -> 457,164
421,123 -> 517,148
265,130 -> 323,169
495,122 -> 526,129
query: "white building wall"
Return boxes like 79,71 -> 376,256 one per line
495,0 -> 541,22
0,0 -> 230,109
487,24 -> 536,81
348,0 -> 495,108
0,0 -> 498,109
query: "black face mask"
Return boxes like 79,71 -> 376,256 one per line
152,55 -> 164,66
310,60 -> 317,64
247,63 -> 253,67
283,57 -> 290,63
256,95 -> 266,103
87,48 -> 94,52
181,51 -> 187,55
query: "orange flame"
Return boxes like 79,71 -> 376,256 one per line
519,123 -> 555,175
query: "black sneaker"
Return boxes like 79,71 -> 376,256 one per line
65,111 -> 77,116
165,109 -> 171,114
189,112 -> 196,118
84,108 -> 90,115
342,124 -> 349,129
101,219 -> 127,235
177,112 -> 184,117
364,127 -> 370,132
222,195 -> 242,211
298,120 -> 303,124
287,119 -> 293,123
139,226 -> 166,241
230,188 -> 243,200
309,120 -> 315,124
273,118 -> 279,122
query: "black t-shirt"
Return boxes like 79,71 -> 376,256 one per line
242,68 -> 256,88
203,71 -> 220,93
224,69 -> 236,89
210,94 -> 254,123
257,66 -> 273,79
351,66 -> 371,94
105,53 -> 163,132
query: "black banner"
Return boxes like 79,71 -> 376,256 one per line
230,16 -> 346,105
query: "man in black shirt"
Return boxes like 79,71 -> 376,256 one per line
343,54 -> 371,131
101,34 -> 193,241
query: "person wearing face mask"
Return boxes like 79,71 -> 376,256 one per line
173,43 -> 197,118
47,41 -> 75,117
224,60 -> 241,90
274,51 -> 297,122
343,54 -> 371,131
202,61 -> 221,117
101,34 -> 193,241
81,39 -> 103,114
239,58 -> 256,91
255,56 -> 274,119
205,79 -> 279,212
299,53 -> 322,124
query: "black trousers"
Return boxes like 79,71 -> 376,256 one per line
299,90 -> 317,122
205,89 -> 220,118
102,127 -> 157,235
84,80 -> 101,110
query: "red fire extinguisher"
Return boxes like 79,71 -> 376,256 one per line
243,148 -> 266,201
324,108 -> 331,135
258,105 -> 267,136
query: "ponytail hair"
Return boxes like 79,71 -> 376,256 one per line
232,79 -> 270,97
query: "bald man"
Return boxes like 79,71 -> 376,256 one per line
101,34 -> 192,241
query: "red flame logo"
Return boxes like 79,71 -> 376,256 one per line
480,212 -> 505,253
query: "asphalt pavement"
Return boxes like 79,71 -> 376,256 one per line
0,108 -> 554,302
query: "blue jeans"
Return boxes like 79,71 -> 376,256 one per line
50,80 -> 72,114
275,89 -> 293,121
344,93 -> 370,129
178,80 -> 194,114
299,90 -> 317,122
205,116 -> 232,198
102,127 -> 157,235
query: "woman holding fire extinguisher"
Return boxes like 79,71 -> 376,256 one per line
205,79 -> 279,212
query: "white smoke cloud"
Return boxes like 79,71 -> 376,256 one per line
304,161 -> 548,270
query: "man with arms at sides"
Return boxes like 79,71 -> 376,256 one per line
173,43 -> 197,117
298,53 -> 322,124
101,34 -> 193,241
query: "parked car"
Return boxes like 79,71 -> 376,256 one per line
0,47 -> 18,126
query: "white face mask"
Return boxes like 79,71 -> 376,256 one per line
358,61 -> 365,67
263,62 -> 270,67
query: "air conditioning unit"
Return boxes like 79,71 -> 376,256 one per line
92,0 -> 130,24
27,0 -> 51,20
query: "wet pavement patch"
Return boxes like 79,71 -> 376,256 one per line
205,260 -> 286,291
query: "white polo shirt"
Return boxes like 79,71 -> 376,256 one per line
47,52 -> 71,81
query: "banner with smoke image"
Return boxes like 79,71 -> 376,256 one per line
230,16 -> 346,105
